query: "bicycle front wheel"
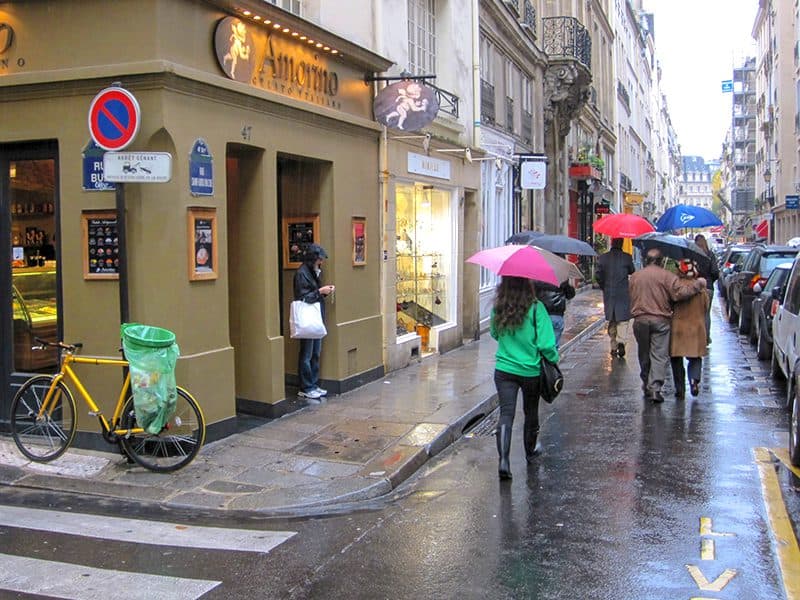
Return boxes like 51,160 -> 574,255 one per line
119,387 -> 206,473
10,375 -> 77,462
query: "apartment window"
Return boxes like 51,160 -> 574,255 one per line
480,37 -> 494,84
265,0 -> 301,14
522,77 -> 532,113
408,0 -> 436,75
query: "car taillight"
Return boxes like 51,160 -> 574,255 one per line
771,299 -> 781,317
749,275 -> 767,290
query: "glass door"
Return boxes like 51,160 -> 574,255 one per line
1,142 -> 61,417
395,183 -> 452,354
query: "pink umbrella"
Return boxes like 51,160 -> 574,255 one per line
593,213 -> 655,238
466,244 -> 560,285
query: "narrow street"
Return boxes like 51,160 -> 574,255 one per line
1,296 -> 798,599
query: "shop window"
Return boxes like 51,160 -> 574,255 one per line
396,184 -> 451,353
265,0 -> 301,15
9,158 -> 59,373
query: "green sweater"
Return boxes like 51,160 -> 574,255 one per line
490,301 -> 560,377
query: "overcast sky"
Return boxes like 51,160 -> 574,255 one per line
643,0 -> 758,160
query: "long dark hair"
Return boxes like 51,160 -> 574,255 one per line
492,276 -> 537,335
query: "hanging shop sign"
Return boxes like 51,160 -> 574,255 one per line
786,195 -> 799,209
103,152 -> 172,183
82,140 -> 116,191
520,159 -> 547,190
189,138 -> 214,196
214,17 -> 342,110
88,87 -> 141,151
594,200 -> 611,215
373,81 -> 439,132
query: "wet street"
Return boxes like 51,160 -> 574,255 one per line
1,296 -> 799,599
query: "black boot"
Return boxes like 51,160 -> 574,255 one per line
496,425 -> 512,479
524,425 -> 542,463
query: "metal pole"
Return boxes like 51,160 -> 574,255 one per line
115,183 -> 129,325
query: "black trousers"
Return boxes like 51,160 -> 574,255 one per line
494,369 -> 541,430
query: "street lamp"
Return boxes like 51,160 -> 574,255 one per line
764,168 -> 772,184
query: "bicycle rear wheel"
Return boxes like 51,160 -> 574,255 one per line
10,375 -> 77,462
119,387 -> 206,472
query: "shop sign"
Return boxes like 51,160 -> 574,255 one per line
373,81 -> 439,132
214,17 -> 341,110
786,195 -> 799,209
407,152 -> 450,180
520,159 -> 547,190
103,152 -> 172,183
594,200 -> 611,215
189,139 -> 214,196
82,140 -> 116,191
0,22 -> 25,70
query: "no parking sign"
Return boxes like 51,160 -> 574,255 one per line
88,87 -> 140,151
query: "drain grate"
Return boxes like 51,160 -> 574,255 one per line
465,408 -> 499,438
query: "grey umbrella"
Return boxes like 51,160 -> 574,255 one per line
506,231 -> 597,256
631,232 -> 711,270
506,230 -> 597,256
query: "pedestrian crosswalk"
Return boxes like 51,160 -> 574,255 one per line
0,505 -> 297,599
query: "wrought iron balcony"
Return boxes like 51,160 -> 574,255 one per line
521,0 -> 536,31
542,17 -> 591,70
429,83 -> 459,118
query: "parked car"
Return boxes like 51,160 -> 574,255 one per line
770,254 -> 800,467
717,244 -> 755,302
751,261 -> 793,360
726,245 -> 798,335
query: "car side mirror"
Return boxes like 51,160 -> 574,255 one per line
753,283 -> 763,293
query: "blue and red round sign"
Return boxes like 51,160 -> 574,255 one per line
88,87 -> 141,151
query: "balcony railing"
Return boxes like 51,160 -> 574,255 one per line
522,0 -> 536,31
481,79 -> 495,124
429,83 -> 459,118
542,17 -> 591,70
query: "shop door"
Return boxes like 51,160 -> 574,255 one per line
0,141 -> 61,419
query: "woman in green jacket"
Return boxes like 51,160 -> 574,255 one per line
491,276 -> 560,479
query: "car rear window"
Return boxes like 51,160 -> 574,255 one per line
760,253 -> 799,276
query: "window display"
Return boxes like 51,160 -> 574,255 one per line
395,184 -> 452,353
12,268 -> 58,372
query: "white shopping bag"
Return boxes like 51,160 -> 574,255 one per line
289,300 -> 327,339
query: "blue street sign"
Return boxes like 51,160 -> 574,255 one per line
721,80 -> 733,93
189,138 -> 214,196
786,195 -> 799,209
81,140 -> 115,191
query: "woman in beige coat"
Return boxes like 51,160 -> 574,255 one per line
670,259 -> 709,398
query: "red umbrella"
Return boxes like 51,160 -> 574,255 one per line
466,245 -> 564,285
593,213 -> 655,238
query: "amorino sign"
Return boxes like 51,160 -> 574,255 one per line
214,16 -> 343,111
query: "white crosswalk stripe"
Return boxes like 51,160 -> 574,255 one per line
0,553 -> 220,599
0,505 -> 298,599
0,505 -> 296,553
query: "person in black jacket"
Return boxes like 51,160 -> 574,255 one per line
293,244 -> 335,402
694,234 -> 719,344
596,238 -> 635,357
536,280 -> 576,345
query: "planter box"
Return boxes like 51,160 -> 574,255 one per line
569,164 -> 602,180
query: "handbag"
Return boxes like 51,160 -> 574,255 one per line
533,305 -> 564,403
289,300 -> 327,339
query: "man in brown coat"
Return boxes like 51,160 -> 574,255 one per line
629,249 -> 706,402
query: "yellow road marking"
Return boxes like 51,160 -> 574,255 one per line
700,538 -> 715,561
699,516 -> 733,537
754,447 -> 800,599
685,565 -> 737,591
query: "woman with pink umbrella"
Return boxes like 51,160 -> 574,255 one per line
467,245 -> 561,479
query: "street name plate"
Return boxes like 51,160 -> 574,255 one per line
103,152 -> 172,183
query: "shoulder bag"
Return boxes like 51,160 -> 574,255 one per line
533,305 -> 564,403
290,300 -> 327,339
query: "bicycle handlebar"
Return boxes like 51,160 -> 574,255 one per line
33,338 -> 83,352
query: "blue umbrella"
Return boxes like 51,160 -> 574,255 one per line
655,205 -> 722,232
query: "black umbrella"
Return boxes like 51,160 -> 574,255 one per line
506,230 -> 597,256
631,232 -> 711,270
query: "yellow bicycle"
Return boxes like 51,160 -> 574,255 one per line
10,339 -> 206,473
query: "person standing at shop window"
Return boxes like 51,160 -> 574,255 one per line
294,244 -> 335,402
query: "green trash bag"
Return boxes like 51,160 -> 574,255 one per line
121,323 -> 180,435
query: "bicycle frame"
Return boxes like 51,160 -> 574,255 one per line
40,352 -> 144,438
